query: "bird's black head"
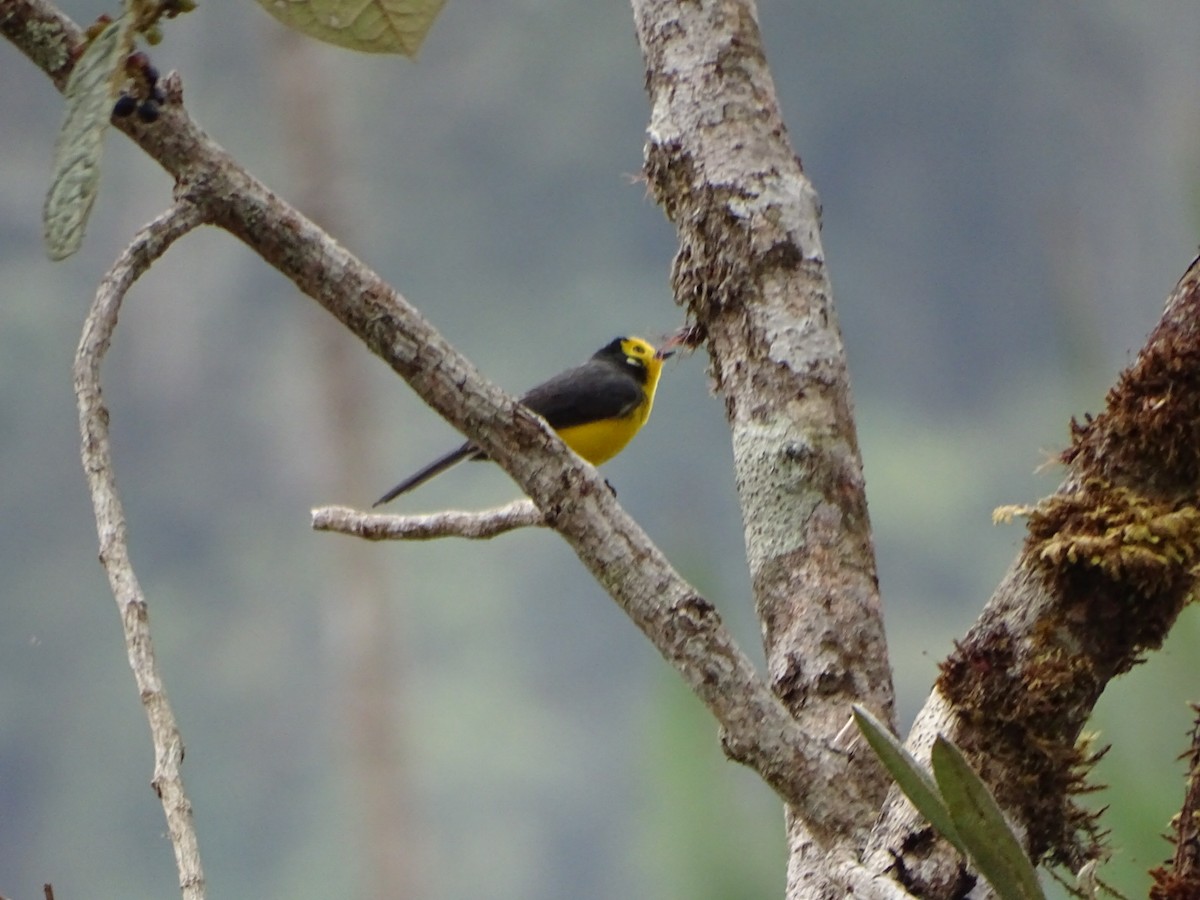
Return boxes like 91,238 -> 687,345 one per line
594,337 -> 629,361
593,337 -> 661,382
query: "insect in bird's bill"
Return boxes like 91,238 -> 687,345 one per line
373,336 -> 674,507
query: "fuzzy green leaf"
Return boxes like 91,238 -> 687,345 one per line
43,17 -> 130,261
257,0 -> 447,56
851,705 -> 966,855
931,736 -> 1046,900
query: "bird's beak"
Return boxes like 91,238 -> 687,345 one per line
656,348 -> 675,360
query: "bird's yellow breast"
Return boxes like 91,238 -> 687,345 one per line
555,355 -> 661,465
557,410 -> 646,465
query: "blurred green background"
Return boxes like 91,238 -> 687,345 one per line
3,2 -> 1200,898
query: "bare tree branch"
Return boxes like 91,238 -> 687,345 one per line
313,500 -> 545,540
73,200 -> 208,900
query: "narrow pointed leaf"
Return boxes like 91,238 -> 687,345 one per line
258,0 -> 447,56
43,17 -> 130,260
931,736 -> 1046,900
852,705 -> 966,855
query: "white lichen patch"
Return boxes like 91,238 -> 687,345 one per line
733,421 -> 826,576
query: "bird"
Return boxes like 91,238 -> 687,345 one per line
373,336 -> 672,507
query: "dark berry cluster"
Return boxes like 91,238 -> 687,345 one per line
112,51 -> 165,123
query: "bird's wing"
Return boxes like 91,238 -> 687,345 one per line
520,361 -> 644,430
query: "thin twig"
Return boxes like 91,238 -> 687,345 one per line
313,500 -> 544,540
73,200 -> 207,900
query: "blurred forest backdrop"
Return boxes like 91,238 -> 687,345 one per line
3,2 -> 1200,898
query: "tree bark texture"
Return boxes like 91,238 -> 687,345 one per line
630,2 -> 894,895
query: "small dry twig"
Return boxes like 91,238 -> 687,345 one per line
313,500 -> 544,540
73,200 -> 207,900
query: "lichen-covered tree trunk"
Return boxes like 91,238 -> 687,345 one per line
631,2 -> 895,896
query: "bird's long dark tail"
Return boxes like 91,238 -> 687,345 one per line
373,442 -> 477,507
